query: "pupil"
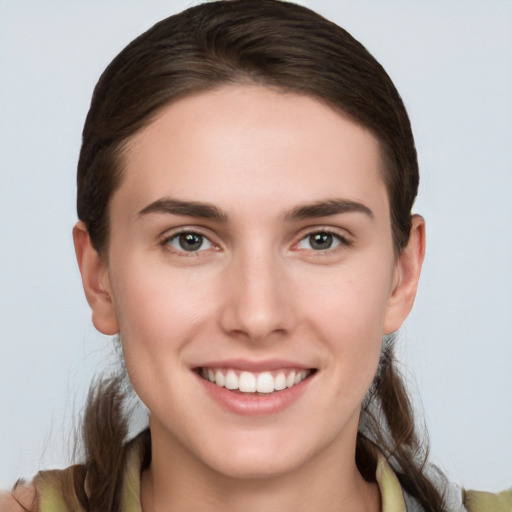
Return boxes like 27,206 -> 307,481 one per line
310,233 -> 332,250
179,233 -> 202,251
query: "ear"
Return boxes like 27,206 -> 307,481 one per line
383,215 -> 426,334
73,221 -> 119,335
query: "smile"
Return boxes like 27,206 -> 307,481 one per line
199,368 -> 313,394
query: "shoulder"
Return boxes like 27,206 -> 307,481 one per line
0,465 -> 88,512
0,481 -> 38,512
463,487 -> 512,512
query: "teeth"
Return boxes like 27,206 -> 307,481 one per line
239,371 -> 257,392
294,370 -> 307,385
225,370 -> 238,390
215,370 -> 225,387
200,368 -> 311,394
256,372 -> 274,393
274,372 -> 286,391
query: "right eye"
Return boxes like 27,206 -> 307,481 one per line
165,231 -> 213,253
295,230 -> 349,252
297,231 -> 342,251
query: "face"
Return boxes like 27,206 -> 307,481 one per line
82,85 -> 417,480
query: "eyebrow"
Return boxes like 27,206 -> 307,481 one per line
138,198 -> 228,221
284,198 -> 374,221
138,197 -> 373,222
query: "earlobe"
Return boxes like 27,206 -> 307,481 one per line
383,215 -> 426,334
73,221 -> 119,335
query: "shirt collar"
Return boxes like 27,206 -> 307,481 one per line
376,453 -> 408,512
120,433 -> 408,512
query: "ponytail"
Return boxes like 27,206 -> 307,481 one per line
79,376 -> 131,512
357,336 -> 449,512
58,374 -> 142,512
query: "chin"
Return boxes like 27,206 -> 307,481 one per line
206,448 -> 307,480
193,427 -> 330,481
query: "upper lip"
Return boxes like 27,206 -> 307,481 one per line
193,358 -> 315,372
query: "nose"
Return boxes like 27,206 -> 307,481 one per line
219,248 -> 294,344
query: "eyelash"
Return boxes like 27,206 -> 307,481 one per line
159,227 -> 352,256
160,229 -> 216,256
295,228 -> 352,254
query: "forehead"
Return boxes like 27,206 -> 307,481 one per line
115,85 -> 388,220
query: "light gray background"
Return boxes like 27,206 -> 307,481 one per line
1,0 -> 511,493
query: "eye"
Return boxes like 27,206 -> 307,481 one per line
166,231 -> 213,253
297,231 -> 344,251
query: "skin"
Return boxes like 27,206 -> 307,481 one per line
74,85 -> 425,512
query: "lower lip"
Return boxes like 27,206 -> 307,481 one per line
195,372 -> 314,416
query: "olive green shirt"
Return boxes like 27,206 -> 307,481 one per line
10,434 -> 512,512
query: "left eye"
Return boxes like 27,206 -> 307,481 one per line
167,232 -> 213,252
297,231 -> 342,251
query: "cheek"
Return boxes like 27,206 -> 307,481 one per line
294,261 -> 393,386
108,259 -> 224,417
109,255 -> 219,364
298,261 -> 393,337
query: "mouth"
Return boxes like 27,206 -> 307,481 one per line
195,367 -> 316,395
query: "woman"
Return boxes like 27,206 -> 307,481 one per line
1,1 -> 510,511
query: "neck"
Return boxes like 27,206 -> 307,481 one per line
140,421 -> 381,512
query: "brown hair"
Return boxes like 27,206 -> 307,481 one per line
76,1 -> 447,511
